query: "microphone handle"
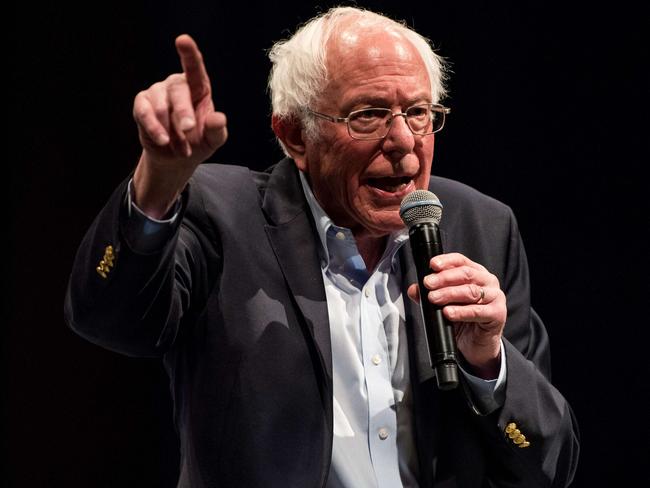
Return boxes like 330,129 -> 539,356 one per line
408,222 -> 459,390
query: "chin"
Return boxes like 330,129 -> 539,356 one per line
362,211 -> 405,236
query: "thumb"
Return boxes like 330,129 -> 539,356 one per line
407,283 -> 421,304
204,111 -> 228,151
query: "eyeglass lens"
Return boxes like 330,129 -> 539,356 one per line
347,105 -> 444,139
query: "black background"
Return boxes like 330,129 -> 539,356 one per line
7,0 -> 648,486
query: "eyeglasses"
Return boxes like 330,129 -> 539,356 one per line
307,103 -> 450,140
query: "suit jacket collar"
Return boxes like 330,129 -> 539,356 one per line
261,159 -> 333,382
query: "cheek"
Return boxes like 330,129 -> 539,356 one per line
415,166 -> 432,189
308,142 -> 363,213
324,142 -> 367,190
416,140 -> 435,187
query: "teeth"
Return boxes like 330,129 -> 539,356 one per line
383,183 -> 407,192
368,177 -> 411,193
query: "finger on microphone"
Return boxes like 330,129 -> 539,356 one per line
429,256 -> 444,271
407,283 -> 420,303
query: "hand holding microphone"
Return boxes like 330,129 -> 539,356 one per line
400,191 -> 507,387
400,190 -> 458,390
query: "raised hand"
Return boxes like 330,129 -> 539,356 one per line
132,34 -> 227,218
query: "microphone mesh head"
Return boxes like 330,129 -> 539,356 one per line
399,190 -> 443,227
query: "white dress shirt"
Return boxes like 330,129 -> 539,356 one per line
299,174 -> 506,488
124,175 -> 506,487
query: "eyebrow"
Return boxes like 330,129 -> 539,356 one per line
341,94 -> 432,113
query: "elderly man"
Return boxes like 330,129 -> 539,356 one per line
65,6 -> 579,488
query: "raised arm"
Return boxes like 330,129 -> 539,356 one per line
65,35 -> 227,357
132,34 -> 227,218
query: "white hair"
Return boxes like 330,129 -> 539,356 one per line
267,6 -> 448,153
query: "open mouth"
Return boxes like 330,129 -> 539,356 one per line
366,176 -> 414,193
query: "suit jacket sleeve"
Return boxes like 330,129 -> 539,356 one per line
63,176 -> 216,357
462,204 -> 579,487
419,177 -> 579,487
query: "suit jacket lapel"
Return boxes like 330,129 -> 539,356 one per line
261,159 -> 333,382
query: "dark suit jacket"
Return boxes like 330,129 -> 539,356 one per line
65,158 -> 579,487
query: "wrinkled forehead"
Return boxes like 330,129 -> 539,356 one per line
319,21 -> 429,104
326,22 -> 420,66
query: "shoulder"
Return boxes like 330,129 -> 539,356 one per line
428,176 -> 522,269
189,162 -> 275,198
175,163 -> 263,231
429,175 -> 510,214
429,175 -> 515,228
191,163 -> 253,190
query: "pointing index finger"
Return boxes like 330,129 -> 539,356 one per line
175,34 -> 211,103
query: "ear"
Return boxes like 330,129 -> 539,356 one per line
272,114 -> 308,171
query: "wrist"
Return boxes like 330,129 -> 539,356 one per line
467,355 -> 500,380
133,152 -> 192,219
461,342 -> 501,380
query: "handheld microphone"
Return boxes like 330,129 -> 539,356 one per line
400,190 -> 459,390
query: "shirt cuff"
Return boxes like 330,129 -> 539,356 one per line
122,178 -> 182,254
458,340 -> 507,414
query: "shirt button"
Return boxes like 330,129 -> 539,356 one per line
371,354 -> 382,365
378,428 -> 389,440
364,288 -> 371,298
335,231 -> 346,240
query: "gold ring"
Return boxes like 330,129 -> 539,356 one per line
477,287 -> 485,304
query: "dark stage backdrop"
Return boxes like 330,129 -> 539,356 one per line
7,1 -> 648,486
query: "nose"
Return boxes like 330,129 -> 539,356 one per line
381,112 -> 416,156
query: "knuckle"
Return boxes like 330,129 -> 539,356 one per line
153,103 -> 169,120
469,305 -> 482,319
133,104 -> 149,122
462,266 -> 475,282
165,73 -> 185,84
150,80 -> 167,93
444,252 -> 461,266
489,308 -> 506,328
485,270 -> 499,287
493,275 -> 501,289
471,258 -> 487,271
487,298 -> 506,318
468,284 -> 481,300
133,90 -> 146,103
133,92 -> 147,114
497,289 -> 507,307
429,289 -> 444,303
168,79 -> 189,97
456,306 -> 480,322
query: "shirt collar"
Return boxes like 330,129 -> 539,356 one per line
299,171 -> 408,272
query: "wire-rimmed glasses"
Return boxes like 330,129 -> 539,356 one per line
307,103 -> 450,140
